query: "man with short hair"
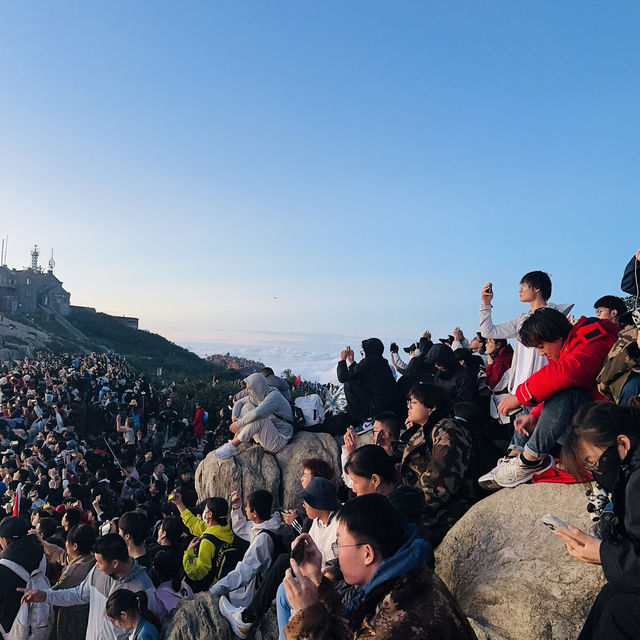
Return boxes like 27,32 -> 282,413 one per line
210,490 -> 284,608
478,271 -> 574,466
486,307 -> 618,488
19,533 -> 158,640
282,494 -> 475,639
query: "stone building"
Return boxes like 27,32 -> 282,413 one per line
0,246 -> 71,316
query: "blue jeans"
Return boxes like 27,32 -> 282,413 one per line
524,387 -> 591,458
276,581 -> 291,640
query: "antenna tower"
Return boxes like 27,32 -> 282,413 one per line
31,245 -> 41,272
48,249 -> 55,273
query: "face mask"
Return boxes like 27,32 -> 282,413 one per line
592,444 -> 622,493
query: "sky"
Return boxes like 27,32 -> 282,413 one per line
1,1 -> 639,376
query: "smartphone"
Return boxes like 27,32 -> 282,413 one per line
99,521 -> 112,536
486,283 -> 493,294
345,346 -> 351,352
291,538 -> 305,564
507,407 -> 523,418
540,513 -> 574,537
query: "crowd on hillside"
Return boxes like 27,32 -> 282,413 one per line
0,248 -> 639,640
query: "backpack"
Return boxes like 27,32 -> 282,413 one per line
0,554 -> 53,640
294,395 -> 325,427
187,532 -> 247,593
274,406 -> 306,430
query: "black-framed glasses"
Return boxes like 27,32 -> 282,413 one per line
584,444 -> 618,473
331,542 -> 366,556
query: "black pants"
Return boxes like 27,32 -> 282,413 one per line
242,552 -> 291,623
578,581 -> 640,640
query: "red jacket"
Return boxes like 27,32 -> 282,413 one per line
485,344 -> 514,390
515,317 -> 619,411
192,407 -> 205,438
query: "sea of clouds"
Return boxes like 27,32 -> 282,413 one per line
180,330 -> 416,383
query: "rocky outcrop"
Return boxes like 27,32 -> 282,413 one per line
195,430 -> 342,509
435,483 -> 607,640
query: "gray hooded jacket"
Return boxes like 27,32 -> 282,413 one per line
233,373 -> 294,439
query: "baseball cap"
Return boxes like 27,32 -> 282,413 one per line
0,516 -> 29,540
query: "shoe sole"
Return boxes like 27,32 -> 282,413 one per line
478,477 -> 503,491
495,456 -> 555,488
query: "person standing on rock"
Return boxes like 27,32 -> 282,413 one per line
215,373 -> 293,459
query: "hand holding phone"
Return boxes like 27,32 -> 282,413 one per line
540,513 -> 577,538
291,538 -> 305,564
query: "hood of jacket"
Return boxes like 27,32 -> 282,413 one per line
204,522 -> 235,544
250,511 -> 284,540
0,533 -> 44,574
362,338 -> 385,358
345,524 -> 432,617
244,372 -> 273,405
425,344 -> 460,375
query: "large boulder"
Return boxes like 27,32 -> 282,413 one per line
162,593 -> 278,640
195,431 -> 341,509
435,483 -> 607,640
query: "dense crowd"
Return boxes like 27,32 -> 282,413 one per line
0,248 -> 639,640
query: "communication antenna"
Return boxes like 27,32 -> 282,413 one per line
30,244 -> 41,272
0,236 -> 7,266
48,249 -> 55,273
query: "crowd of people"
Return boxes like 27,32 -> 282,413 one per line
0,248 -> 639,640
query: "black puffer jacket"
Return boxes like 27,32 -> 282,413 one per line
337,338 -> 398,422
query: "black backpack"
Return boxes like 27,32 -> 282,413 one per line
187,532 -> 247,593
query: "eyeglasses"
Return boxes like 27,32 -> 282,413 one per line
583,444 -> 618,473
331,541 -> 366,556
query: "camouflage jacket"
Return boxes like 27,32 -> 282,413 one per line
399,418 -> 477,545
597,325 -> 640,403
284,567 -> 477,640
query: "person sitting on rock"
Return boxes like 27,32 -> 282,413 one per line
232,367 -> 292,403
554,402 -> 640,640
215,373 -> 294,459
172,492 -> 239,592
337,338 -> 399,426
223,460 -> 338,638
399,383 -> 477,546
282,494 -> 476,640
482,307 -> 618,490
211,489 -> 285,614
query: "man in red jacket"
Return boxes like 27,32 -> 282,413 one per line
483,307 -> 619,489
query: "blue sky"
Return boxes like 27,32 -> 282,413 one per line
1,2 -> 639,356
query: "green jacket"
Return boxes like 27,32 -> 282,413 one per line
181,509 -> 235,583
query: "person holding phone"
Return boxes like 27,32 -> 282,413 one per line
551,402 -> 640,640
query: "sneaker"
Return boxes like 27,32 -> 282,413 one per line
219,595 -> 252,639
215,441 -> 239,459
492,454 -> 554,488
477,456 -> 513,491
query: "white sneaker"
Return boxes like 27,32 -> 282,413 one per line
492,454 -> 554,488
477,456 -> 512,491
215,441 -> 239,459
219,595 -> 252,639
